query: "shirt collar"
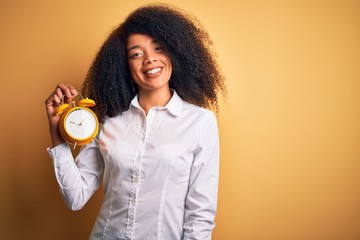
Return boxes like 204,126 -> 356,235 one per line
130,89 -> 183,117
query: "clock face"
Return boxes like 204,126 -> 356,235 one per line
65,108 -> 97,139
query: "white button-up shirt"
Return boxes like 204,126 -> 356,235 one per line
48,91 -> 219,240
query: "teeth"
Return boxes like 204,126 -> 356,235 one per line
146,68 -> 161,74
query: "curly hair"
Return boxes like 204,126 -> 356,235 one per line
82,4 -> 225,123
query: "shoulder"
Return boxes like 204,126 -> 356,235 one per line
181,99 -> 214,115
180,100 -> 217,125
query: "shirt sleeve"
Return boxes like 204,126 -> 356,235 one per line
47,140 -> 104,211
183,111 -> 220,240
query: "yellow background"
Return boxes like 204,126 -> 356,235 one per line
1,0 -> 359,239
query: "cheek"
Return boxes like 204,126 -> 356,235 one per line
168,57 -> 173,68
167,62 -> 173,75
128,62 -> 141,75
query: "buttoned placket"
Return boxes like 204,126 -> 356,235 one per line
125,109 -> 156,240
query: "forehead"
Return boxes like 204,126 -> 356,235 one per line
127,33 -> 157,48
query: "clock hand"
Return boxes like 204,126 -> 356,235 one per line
70,121 -> 81,126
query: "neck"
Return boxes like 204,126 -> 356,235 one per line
138,87 -> 172,115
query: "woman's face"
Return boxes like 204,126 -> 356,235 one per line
126,33 -> 172,93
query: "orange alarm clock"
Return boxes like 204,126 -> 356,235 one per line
56,92 -> 99,148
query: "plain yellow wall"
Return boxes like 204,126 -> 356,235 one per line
1,0 -> 359,239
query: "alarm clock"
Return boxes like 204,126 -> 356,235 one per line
56,93 -> 99,148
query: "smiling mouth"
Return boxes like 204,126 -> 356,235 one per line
145,67 -> 162,75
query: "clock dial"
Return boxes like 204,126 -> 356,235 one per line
65,108 -> 97,139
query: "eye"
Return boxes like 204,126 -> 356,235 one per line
155,45 -> 164,52
128,51 -> 143,59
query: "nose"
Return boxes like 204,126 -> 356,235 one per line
144,52 -> 157,64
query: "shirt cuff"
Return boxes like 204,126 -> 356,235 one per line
46,142 -> 70,160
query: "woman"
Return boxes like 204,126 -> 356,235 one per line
45,4 -> 225,240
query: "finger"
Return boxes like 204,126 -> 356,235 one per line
55,86 -> 65,98
50,87 -> 64,106
58,83 -> 78,98
65,84 -> 78,96
52,94 -> 62,106
57,83 -> 70,98
45,87 -> 63,107
55,84 -> 72,105
45,95 -> 60,109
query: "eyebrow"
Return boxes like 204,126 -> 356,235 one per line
126,45 -> 140,52
126,40 -> 159,52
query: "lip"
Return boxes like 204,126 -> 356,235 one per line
143,67 -> 163,76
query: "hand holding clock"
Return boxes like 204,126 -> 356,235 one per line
45,83 -> 78,147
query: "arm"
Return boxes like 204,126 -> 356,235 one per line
183,112 -> 220,240
48,140 -> 104,211
45,83 -> 103,210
